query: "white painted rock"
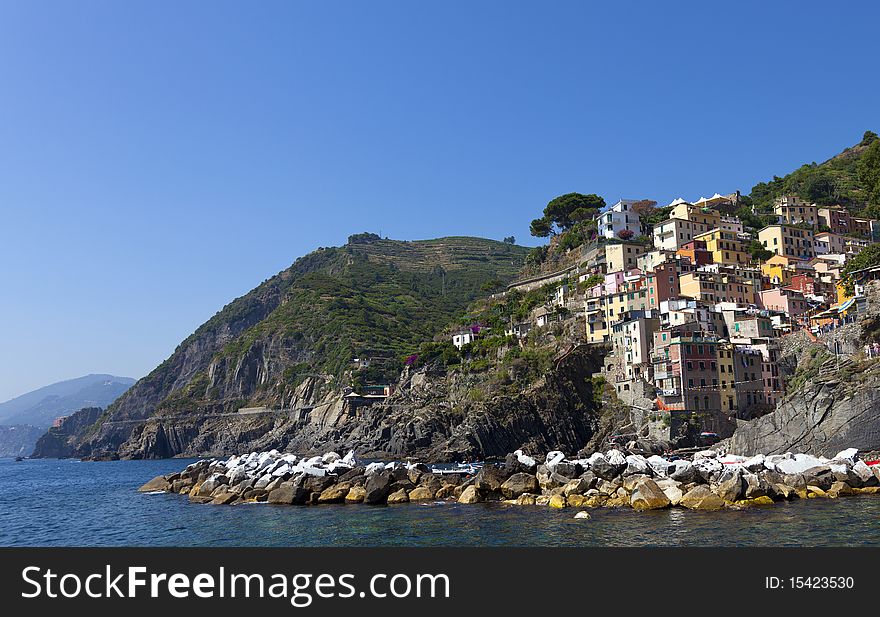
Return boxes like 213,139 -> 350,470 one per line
606,449 -> 626,466
514,449 -> 536,469
574,511 -> 591,519
545,451 -> 566,471
365,462 -> 385,475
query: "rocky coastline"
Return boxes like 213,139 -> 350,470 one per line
139,446 -> 880,513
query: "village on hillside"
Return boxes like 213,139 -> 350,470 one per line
447,192 -> 880,444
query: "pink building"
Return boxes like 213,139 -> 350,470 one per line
757,288 -> 808,316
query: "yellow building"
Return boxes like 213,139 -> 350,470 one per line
717,343 -> 737,415
758,224 -> 816,261
773,196 -> 819,227
693,228 -> 749,266
670,202 -> 722,231
604,242 -> 647,273
679,271 -> 757,305
583,279 -> 649,343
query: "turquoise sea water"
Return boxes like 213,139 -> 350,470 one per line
1,457 -> 879,547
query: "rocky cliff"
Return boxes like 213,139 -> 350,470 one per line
107,343 -> 608,461
724,357 -> 880,457
32,236 -> 532,460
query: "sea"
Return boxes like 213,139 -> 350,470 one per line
2,457 -> 879,547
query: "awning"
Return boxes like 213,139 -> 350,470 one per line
838,298 -> 855,313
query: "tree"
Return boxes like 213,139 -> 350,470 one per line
542,193 -> 605,233
857,139 -> 880,207
529,217 -> 552,238
747,240 -> 774,262
631,199 -> 657,220
502,236 -> 516,244
860,130 -> 879,147
617,229 -> 635,240
570,207 -> 596,224
841,244 -> 880,295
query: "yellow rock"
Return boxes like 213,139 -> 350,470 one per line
854,486 -> 880,495
734,496 -> 775,507
345,485 -> 366,503
457,485 -> 481,504
549,494 -> 567,509
516,493 -> 537,506
408,486 -> 435,501
806,485 -> 827,498
567,494 -> 588,508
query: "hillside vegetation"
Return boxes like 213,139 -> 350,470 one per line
748,130 -> 880,217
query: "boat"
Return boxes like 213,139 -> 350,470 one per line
14,456 -> 24,462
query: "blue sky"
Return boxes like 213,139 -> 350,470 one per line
0,1 -> 878,401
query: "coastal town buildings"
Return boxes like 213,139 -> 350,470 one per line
758,224 -> 816,260
596,199 -> 645,239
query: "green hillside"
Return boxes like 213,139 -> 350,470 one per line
748,130 -> 880,217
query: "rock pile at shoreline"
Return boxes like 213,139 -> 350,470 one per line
139,447 -> 880,511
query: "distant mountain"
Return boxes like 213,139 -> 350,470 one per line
0,374 -> 136,428
0,425 -> 45,458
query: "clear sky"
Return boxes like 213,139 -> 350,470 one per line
1,1 -> 878,402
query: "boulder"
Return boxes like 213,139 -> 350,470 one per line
770,483 -> 797,500
545,451 -> 566,472
516,493 -> 537,506
742,454 -> 766,473
138,476 -> 171,492
566,494 -> 588,507
773,454 -> 826,476
833,448 -> 859,463
506,450 -> 537,474
474,465 -> 509,493
338,467 -> 367,483
548,494 -> 567,509
646,455 -> 672,477
387,488 -> 409,504
211,491 -> 238,505
662,485 -> 683,506
670,461 -> 700,484
364,470 -> 393,505
802,466 -> 834,491
622,474 -> 652,493
268,485 -> 309,505
679,486 -> 725,511
578,471 -> 598,489
553,461 -> 580,479
574,511 -> 591,520
715,472 -> 744,502
743,473 -> 771,499
188,495 -> 213,504
458,485 -> 481,504
827,481 -> 855,498
562,478 -> 591,497
345,485 -> 367,503
630,478 -> 671,511
591,456 -> 625,481
500,473 -> 540,499
408,486 -> 435,501
254,474 -> 274,490
317,482 -> 351,504
624,455 -> 651,476
852,461 -> 878,487
435,485 -> 456,499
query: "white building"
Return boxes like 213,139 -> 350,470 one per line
596,199 -> 644,239
452,330 -> 476,349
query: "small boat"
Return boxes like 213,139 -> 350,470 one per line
14,456 -> 24,462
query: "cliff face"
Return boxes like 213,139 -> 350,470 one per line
31,407 -> 104,459
725,356 -> 880,457
33,237 -> 530,459
101,344 -> 607,461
